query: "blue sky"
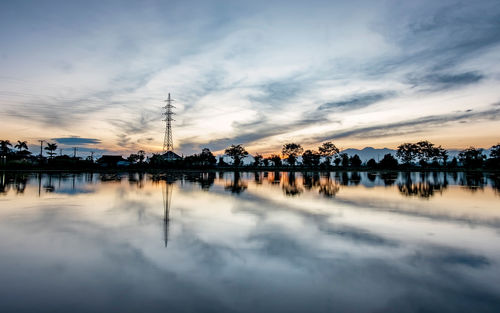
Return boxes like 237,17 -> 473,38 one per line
1,0 -> 499,156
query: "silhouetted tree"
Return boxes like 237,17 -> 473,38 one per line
262,157 -> 270,167
340,153 -> 349,167
15,140 -> 28,152
270,154 -> 282,166
333,156 -> 342,167
318,141 -> 339,166
490,144 -> 500,159
225,144 -> 248,167
0,140 -> 12,156
486,144 -> 500,169
459,147 -> 486,168
349,154 -> 362,167
367,158 -> 377,168
379,153 -> 399,169
397,143 -> 419,164
253,154 -> 263,167
138,150 -> 146,163
127,154 -> 139,163
44,143 -> 58,159
200,148 -> 216,166
217,156 -> 228,166
282,143 -> 303,166
437,146 -> 448,166
302,150 -> 320,166
416,141 -> 435,164
449,157 -> 458,168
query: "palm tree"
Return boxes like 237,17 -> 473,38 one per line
44,143 -> 58,159
15,140 -> 28,152
0,140 -> 12,156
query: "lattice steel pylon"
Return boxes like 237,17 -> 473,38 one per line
162,93 -> 175,152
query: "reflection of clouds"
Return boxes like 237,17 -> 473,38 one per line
1,172 -> 500,312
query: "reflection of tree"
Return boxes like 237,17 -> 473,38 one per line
339,172 -> 349,186
302,172 -> 320,190
225,172 -> 247,194
367,173 -> 377,182
350,172 -> 361,185
282,172 -> 303,197
128,172 -> 145,189
200,172 -> 216,190
381,172 -> 398,186
100,173 -> 122,182
43,174 -> 55,192
184,172 -> 215,191
0,172 -> 7,195
491,174 -> 500,195
459,172 -> 486,192
318,178 -> 340,198
15,174 -> 28,194
271,171 -> 281,184
398,172 -> 447,198
254,172 -> 262,185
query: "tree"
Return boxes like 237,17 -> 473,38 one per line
44,143 -> 58,159
437,146 -> 448,166
349,154 -> 362,167
318,141 -> 339,166
253,154 -> 263,167
217,156 -> 228,166
262,157 -> 270,167
367,158 -> 377,168
333,156 -> 342,166
200,148 -> 217,166
449,157 -> 458,168
15,140 -> 28,152
0,140 -> 12,156
282,143 -> 303,166
490,144 -> 500,159
486,144 -> 500,169
137,150 -> 146,163
127,154 -> 139,163
225,144 -> 248,167
458,147 -> 486,168
416,141 -> 436,164
340,153 -> 349,167
302,150 -> 320,167
379,153 -> 399,169
270,154 -> 282,167
396,143 -> 419,164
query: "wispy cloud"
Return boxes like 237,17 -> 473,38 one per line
52,137 -> 101,145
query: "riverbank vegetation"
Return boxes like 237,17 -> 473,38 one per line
1,139 -> 499,171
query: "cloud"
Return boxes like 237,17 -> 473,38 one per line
317,91 -> 395,112
52,137 -> 101,145
407,71 -> 484,91
314,106 -> 500,142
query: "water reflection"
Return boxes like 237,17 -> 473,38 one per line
224,172 -> 247,194
2,171 -> 500,200
0,171 -> 500,312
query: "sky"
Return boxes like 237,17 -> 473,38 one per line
0,0 -> 499,157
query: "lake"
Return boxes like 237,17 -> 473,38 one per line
0,171 -> 499,312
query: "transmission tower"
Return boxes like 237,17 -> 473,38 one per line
162,93 -> 175,152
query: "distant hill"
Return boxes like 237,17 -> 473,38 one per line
342,147 -> 396,162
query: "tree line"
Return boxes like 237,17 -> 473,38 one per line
1,139 -> 499,170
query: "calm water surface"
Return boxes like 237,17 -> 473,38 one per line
0,171 -> 500,313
